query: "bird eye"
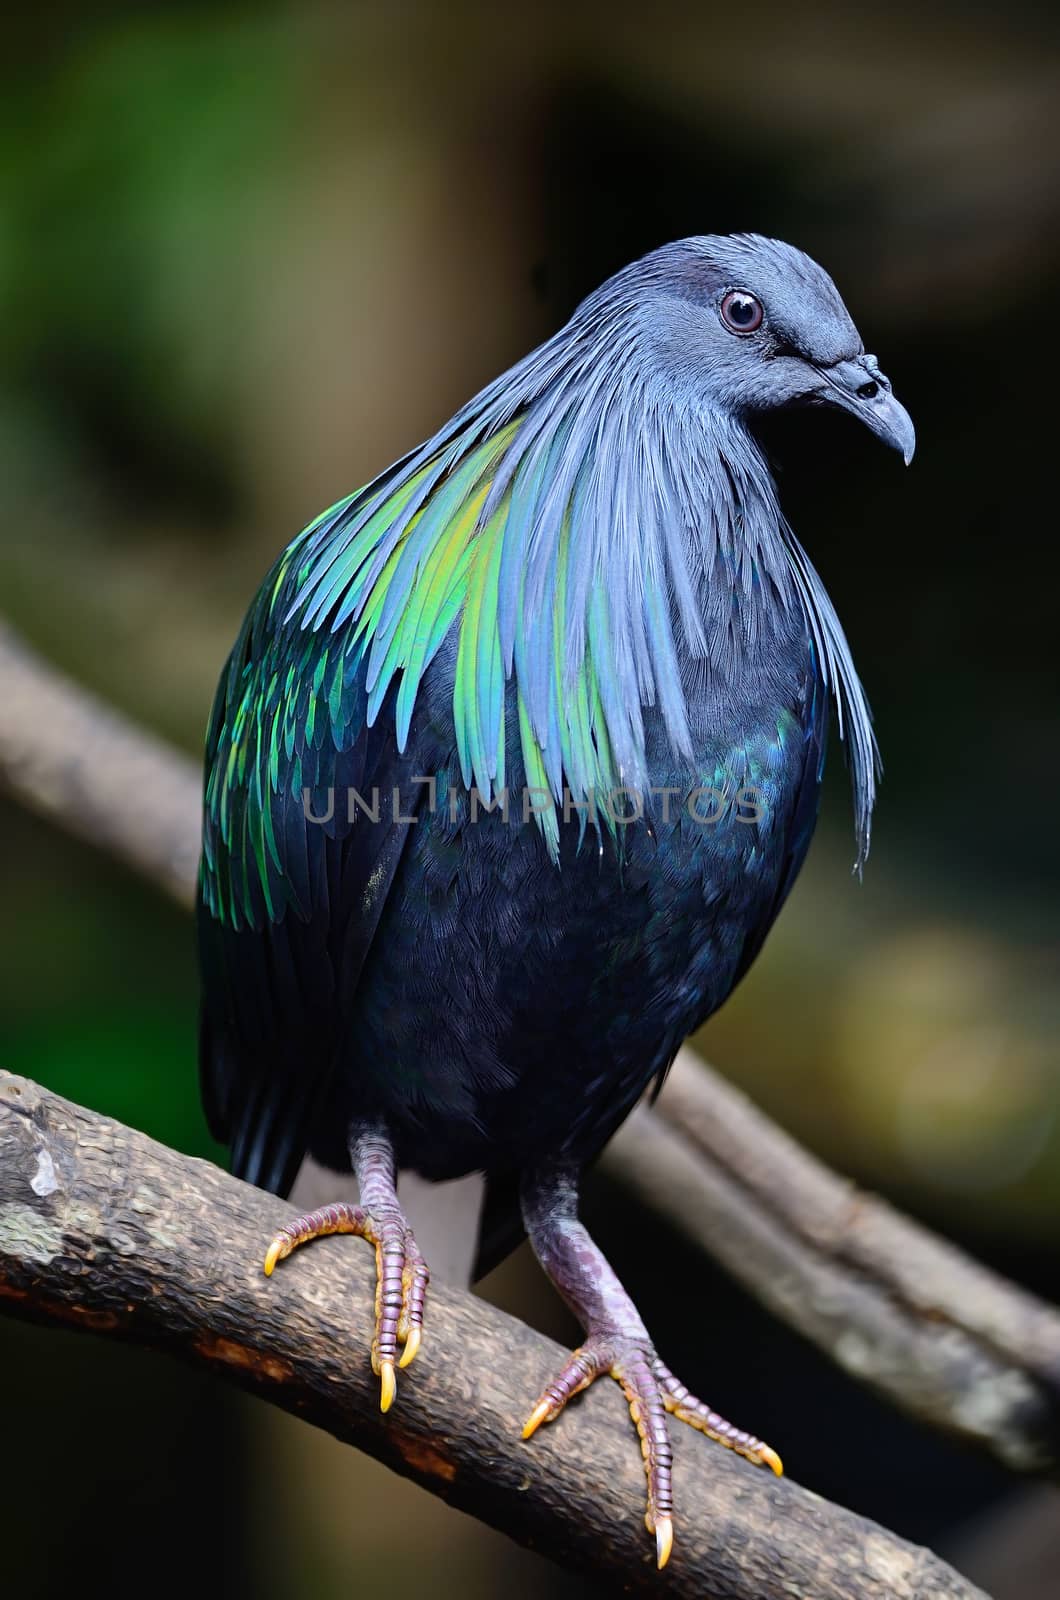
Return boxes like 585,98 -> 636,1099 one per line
719,289 -> 763,334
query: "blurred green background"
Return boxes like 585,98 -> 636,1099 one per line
2,3 -> 1059,1596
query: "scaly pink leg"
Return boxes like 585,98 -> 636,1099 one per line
263,1125 -> 428,1411
520,1166 -> 781,1569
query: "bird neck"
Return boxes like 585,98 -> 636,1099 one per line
639,391 -> 875,866
647,394 -> 802,673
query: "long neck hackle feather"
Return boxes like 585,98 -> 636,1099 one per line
272,262 -> 877,866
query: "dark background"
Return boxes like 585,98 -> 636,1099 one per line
2,4 -> 1058,1596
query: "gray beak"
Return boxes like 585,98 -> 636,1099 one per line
815,355 -> 916,465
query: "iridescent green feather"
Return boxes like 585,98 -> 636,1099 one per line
203,411 -> 636,930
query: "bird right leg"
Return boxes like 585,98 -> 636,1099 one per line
519,1163 -> 780,1568
263,1122 -> 429,1412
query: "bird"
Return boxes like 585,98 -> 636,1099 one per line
197,233 -> 913,1569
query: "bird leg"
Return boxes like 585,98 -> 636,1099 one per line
263,1124 -> 428,1412
520,1165 -> 781,1569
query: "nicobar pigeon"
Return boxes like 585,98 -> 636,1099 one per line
197,234 -> 914,1567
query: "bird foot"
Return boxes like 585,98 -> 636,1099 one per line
522,1336 -> 781,1569
263,1201 -> 429,1411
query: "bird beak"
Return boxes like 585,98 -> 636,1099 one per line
814,356 -> 916,465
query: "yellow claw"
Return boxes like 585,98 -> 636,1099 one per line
379,1360 -> 397,1413
521,1399 -> 553,1441
263,1236 -> 287,1277
758,1444 -> 784,1477
655,1515 -> 673,1570
398,1324 -> 421,1369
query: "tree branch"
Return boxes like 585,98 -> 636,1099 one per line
0,1073 -> 987,1599
605,1090 -> 1060,1474
2,615 -> 1059,1477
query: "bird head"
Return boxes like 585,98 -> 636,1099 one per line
629,234 -> 915,465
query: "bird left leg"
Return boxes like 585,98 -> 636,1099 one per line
263,1123 -> 428,1412
520,1164 -> 781,1569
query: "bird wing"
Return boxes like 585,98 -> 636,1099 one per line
197,491 -> 432,1195
197,385 -> 673,1195
196,404 -> 593,1193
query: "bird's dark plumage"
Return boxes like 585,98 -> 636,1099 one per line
199,233 -> 910,1194
197,233 -> 913,1560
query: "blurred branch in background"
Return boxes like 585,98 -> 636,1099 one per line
607,1087 -> 1060,1475
0,621 -> 200,907
0,1071 -> 989,1600
2,616 -> 1059,1480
